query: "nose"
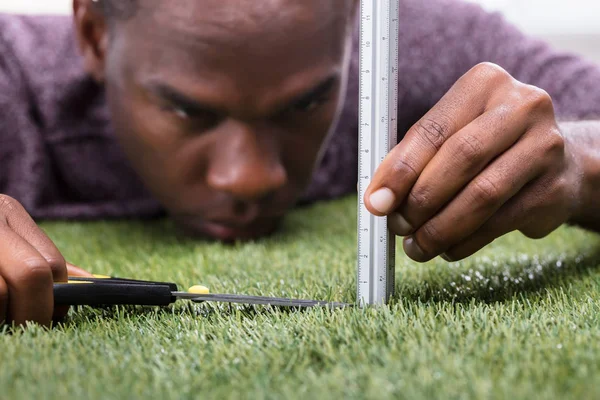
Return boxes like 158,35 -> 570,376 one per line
206,120 -> 288,201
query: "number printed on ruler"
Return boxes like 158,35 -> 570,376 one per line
357,0 -> 399,306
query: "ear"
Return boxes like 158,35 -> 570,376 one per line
73,0 -> 109,82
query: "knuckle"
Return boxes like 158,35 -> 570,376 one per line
471,62 -> 511,85
18,257 -> 52,285
522,85 -> 554,113
419,222 -> 446,253
412,116 -> 453,150
391,158 -> 419,181
0,194 -> 17,213
44,254 -> 67,276
469,175 -> 502,207
453,133 -> 484,164
408,186 -> 433,211
544,127 -> 565,156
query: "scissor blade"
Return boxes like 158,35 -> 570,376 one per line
173,292 -> 352,308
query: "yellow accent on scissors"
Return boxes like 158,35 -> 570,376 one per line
188,285 -> 210,295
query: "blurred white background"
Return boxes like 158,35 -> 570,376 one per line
1,0 -> 599,61
465,0 -> 600,35
465,0 -> 600,62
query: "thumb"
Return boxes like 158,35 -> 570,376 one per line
66,262 -> 94,278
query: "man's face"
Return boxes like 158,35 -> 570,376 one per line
88,0 -> 355,241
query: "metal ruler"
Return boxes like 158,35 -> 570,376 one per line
357,0 -> 399,306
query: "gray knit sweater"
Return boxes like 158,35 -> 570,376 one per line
1,0 -> 599,220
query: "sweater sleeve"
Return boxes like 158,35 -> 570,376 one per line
0,15 -> 163,220
0,21 -> 50,209
397,0 -> 600,136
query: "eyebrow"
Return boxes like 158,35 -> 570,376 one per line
143,74 -> 339,117
145,83 -> 219,115
280,75 -> 338,113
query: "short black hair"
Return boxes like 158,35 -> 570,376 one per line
93,0 -> 139,21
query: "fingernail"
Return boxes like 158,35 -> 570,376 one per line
404,236 -> 427,261
389,213 -> 413,236
441,253 -> 454,262
369,188 -> 396,214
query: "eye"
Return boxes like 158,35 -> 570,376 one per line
173,108 -> 189,119
161,105 -> 220,131
164,106 -> 215,123
293,97 -> 329,113
164,107 -> 190,120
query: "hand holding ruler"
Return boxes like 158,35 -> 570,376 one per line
357,0 -> 400,306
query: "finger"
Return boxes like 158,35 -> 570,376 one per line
0,275 -> 7,324
0,223 -> 54,326
394,104 -> 528,236
404,130 -> 550,262
442,209 -> 518,262
0,195 -> 68,283
442,174 -> 562,261
365,63 -> 511,216
66,262 -> 94,278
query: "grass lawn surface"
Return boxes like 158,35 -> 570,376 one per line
2,196 -> 600,399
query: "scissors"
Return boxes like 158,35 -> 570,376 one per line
54,276 -> 352,309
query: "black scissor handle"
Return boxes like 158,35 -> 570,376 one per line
54,282 -> 175,306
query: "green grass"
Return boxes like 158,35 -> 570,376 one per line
2,196 -> 600,399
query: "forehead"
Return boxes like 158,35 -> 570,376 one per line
120,0 -> 351,49
110,0 -> 352,101
151,0 -> 347,33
